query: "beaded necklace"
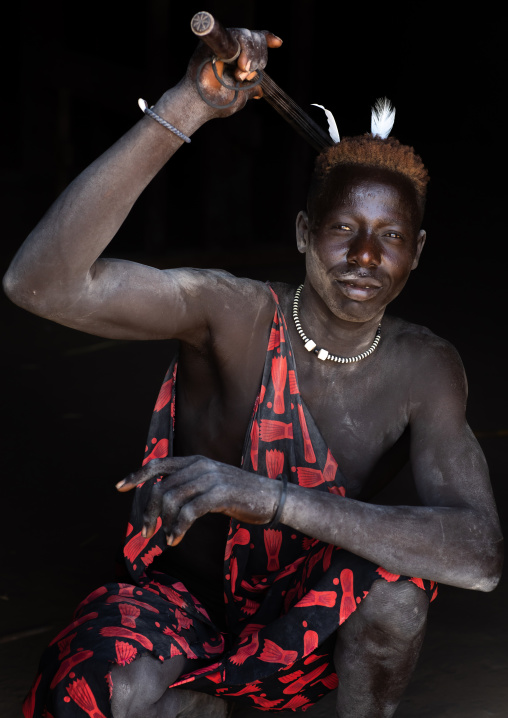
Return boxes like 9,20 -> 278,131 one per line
292,284 -> 381,363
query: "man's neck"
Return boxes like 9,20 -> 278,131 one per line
295,282 -> 385,359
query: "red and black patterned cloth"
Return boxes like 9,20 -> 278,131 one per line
24,289 -> 437,717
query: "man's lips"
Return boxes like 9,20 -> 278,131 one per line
336,277 -> 382,300
337,274 -> 382,288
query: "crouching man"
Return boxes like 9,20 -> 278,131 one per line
4,23 -> 502,718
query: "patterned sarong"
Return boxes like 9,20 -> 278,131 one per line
24,288 -> 437,716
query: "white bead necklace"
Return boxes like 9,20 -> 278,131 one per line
292,284 -> 381,363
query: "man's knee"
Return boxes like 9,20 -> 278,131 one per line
359,579 -> 429,642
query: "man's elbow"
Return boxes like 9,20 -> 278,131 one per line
3,258 -> 68,320
471,536 -> 504,592
3,265 -> 28,305
3,265 -> 42,314
473,572 -> 502,593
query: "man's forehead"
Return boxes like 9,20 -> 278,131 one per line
321,166 -> 420,219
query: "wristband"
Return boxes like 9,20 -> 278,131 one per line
266,474 -> 288,529
138,99 -> 191,144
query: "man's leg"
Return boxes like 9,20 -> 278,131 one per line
334,579 -> 429,718
110,654 -> 229,718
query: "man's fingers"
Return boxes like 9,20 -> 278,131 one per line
142,471 -> 191,539
115,456 -> 197,491
264,31 -> 283,49
142,482 -> 165,539
166,495 -> 211,547
116,455 -> 222,541
187,27 -> 281,117
234,29 -> 281,81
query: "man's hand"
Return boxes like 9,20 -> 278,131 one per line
116,456 -> 281,546
184,28 -> 283,118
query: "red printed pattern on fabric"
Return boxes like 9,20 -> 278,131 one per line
24,289 -> 437,717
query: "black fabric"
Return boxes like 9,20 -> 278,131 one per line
24,289 -> 437,716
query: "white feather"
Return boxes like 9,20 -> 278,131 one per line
138,98 -> 148,112
371,98 -> 396,138
311,104 -> 340,143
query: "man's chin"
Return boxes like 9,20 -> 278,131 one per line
331,301 -> 387,325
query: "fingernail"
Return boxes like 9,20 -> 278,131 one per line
141,526 -> 147,538
245,59 -> 251,72
166,535 -> 174,546
115,480 -> 126,489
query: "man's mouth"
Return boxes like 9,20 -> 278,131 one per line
336,277 -> 382,300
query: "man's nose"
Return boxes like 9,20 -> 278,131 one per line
346,232 -> 381,268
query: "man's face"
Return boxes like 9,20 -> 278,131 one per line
296,166 -> 426,324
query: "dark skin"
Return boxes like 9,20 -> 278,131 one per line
4,28 -> 503,718
112,169 -> 499,587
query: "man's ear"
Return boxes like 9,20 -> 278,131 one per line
411,229 -> 426,270
296,211 -> 310,254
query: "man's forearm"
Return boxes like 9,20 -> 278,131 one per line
118,455 -> 503,594
281,485 -> 503,592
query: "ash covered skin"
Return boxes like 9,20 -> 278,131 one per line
5,23 -> 503,718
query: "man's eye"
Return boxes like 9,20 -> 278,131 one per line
333,224 -> 351,231
385,231 -> 403,239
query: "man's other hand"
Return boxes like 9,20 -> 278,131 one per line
184,28 -> 283,117
116,456 -> 282,546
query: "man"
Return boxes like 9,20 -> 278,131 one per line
4,27 -> 502,718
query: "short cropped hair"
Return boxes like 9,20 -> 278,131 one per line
307,134 -> 429,227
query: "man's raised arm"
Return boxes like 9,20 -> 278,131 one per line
3,29 -> 282,341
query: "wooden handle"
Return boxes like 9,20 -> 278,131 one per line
190,11 -> 240,62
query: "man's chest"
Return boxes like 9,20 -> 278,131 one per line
295,359 -> 411,495
175,333 -> 411,499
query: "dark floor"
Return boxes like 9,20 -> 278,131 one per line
1,251 -> 507,717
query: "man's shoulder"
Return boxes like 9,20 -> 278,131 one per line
163,270 -> 293,344
387,315 -> 461,359
385,315 -> 466,395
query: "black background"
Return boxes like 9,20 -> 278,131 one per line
1,2 -> 507,715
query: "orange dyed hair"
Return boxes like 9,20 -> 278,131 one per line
307,134 -> 429,227
314,134 -> 429,199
